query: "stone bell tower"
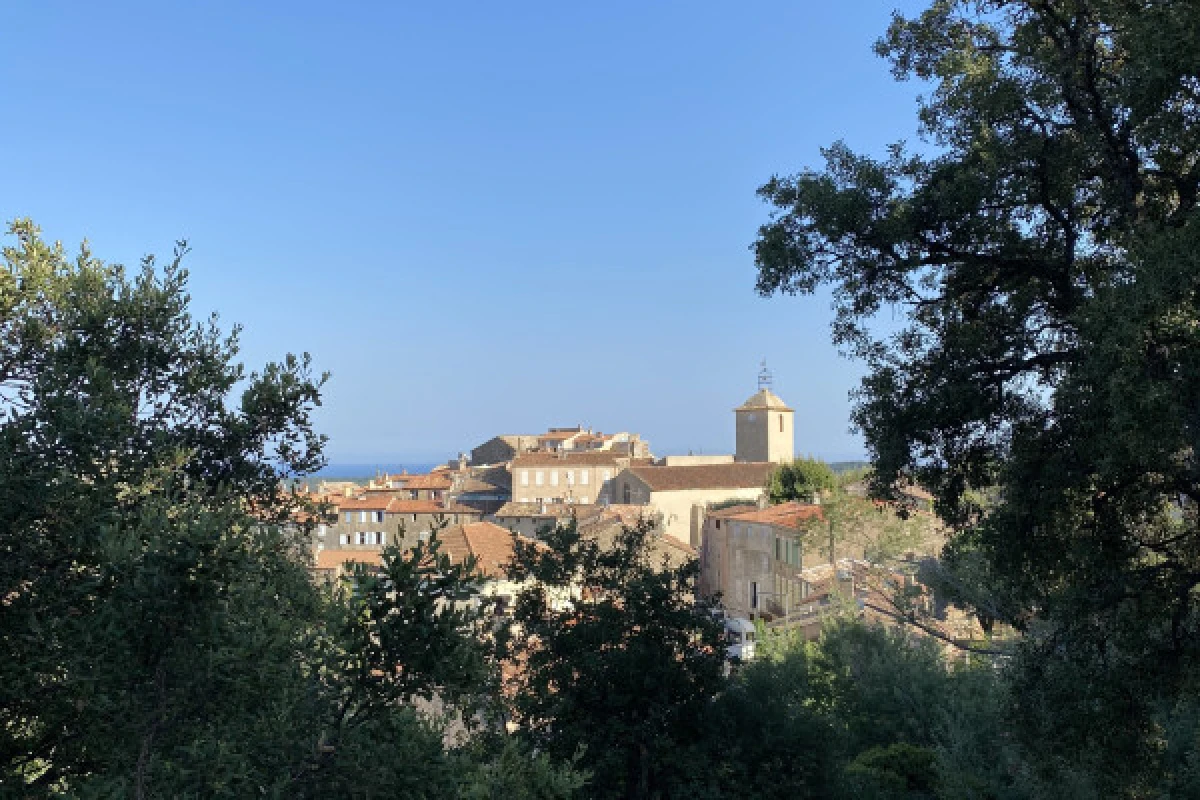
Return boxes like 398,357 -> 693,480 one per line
734,362 -> 794,464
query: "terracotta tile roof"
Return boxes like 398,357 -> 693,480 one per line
314,548 -> 386,570
512,451 -> 630,467
726,501 -> 824,531
626,463 -> 774,492
437,521 -> 527,578
706,503 -> 759,520
577,515 -> 696,569
331,496 -> 395,511
597,504 -> 659,526
396,473 -> 453,490
453,477 -> 510,494
386,499 -> 481,515
494,502 -> 604,520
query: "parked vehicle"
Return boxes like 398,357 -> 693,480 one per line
724,617 -> 756,662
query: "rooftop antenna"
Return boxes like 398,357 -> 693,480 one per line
757,359 -> 773,391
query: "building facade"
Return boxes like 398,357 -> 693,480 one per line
698,501 -> 823,619
509,451 -> 634,506
734,388 -> 795,464
610,462 -> 775,546
317,496 -> 483,551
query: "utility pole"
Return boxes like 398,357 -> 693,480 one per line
828,517 -> 835,567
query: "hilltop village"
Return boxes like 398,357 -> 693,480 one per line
305,380 -> 952,642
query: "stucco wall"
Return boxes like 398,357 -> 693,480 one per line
649,486 -> 765,546
321,510 -> 481,549
699,517 -> 808,618
735,409 -> 794,463
512,464 -> 617,505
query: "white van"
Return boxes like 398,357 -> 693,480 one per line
724,617 -> 756,662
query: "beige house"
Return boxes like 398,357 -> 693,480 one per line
509,451 -> 636,506
492,502 -> 603,538
317,495 -> 483,551
610,462 -> 775,546
697,501 -> 823,619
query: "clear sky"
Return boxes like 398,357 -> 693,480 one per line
3,2 -> 927,465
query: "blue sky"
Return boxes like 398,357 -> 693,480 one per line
3,2 -> 927,465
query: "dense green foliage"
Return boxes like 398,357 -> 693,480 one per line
503,519 -> 727,799
754,0 -> 1200,792
500,511 -> 1042,798
766,456 -> 837,504
0,221 -> 575,798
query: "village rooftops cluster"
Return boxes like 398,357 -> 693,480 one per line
308,383 -> 799,577
305,381 -> 951,647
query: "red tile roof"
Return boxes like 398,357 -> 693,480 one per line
396,473 -> 453,490
706,504 -> 759,520
437,521 -> 527,578
386,499 -> 481,515
726,501 -> 824,531
494,502 -> 606,520
314,548 -> 386,571
330,496 -> 394,511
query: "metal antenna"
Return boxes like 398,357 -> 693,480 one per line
757,359 -> 773,391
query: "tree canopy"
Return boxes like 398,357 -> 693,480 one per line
0,221 -> 561,797
754,0 -> 1200,790
502,519 -> 727,800
766,456 -> 837,504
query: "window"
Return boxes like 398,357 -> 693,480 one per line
344,511 -> 353,523
580,470 -> 589,486
751,581 -> 759,610
355,532 -> 366,545
374,510 -> 385,523
566,471 -> 574,485
535,471 -> 544,486
520,470 -> 529,486
550,470 -> 559,486
715,519 -> 720,529
339,533 -> 350,545
359,511 -> 367,523
602,469 -> 611,481
376,532 -> 386,545
779,415 -> 784,432
623,484 -> 631,504
412,513 -> 418,521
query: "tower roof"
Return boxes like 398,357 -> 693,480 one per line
734,388 -> 793,412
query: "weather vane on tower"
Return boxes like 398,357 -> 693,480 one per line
757,359 -> 773,391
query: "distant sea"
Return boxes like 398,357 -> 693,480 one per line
309,462 -> 442,481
